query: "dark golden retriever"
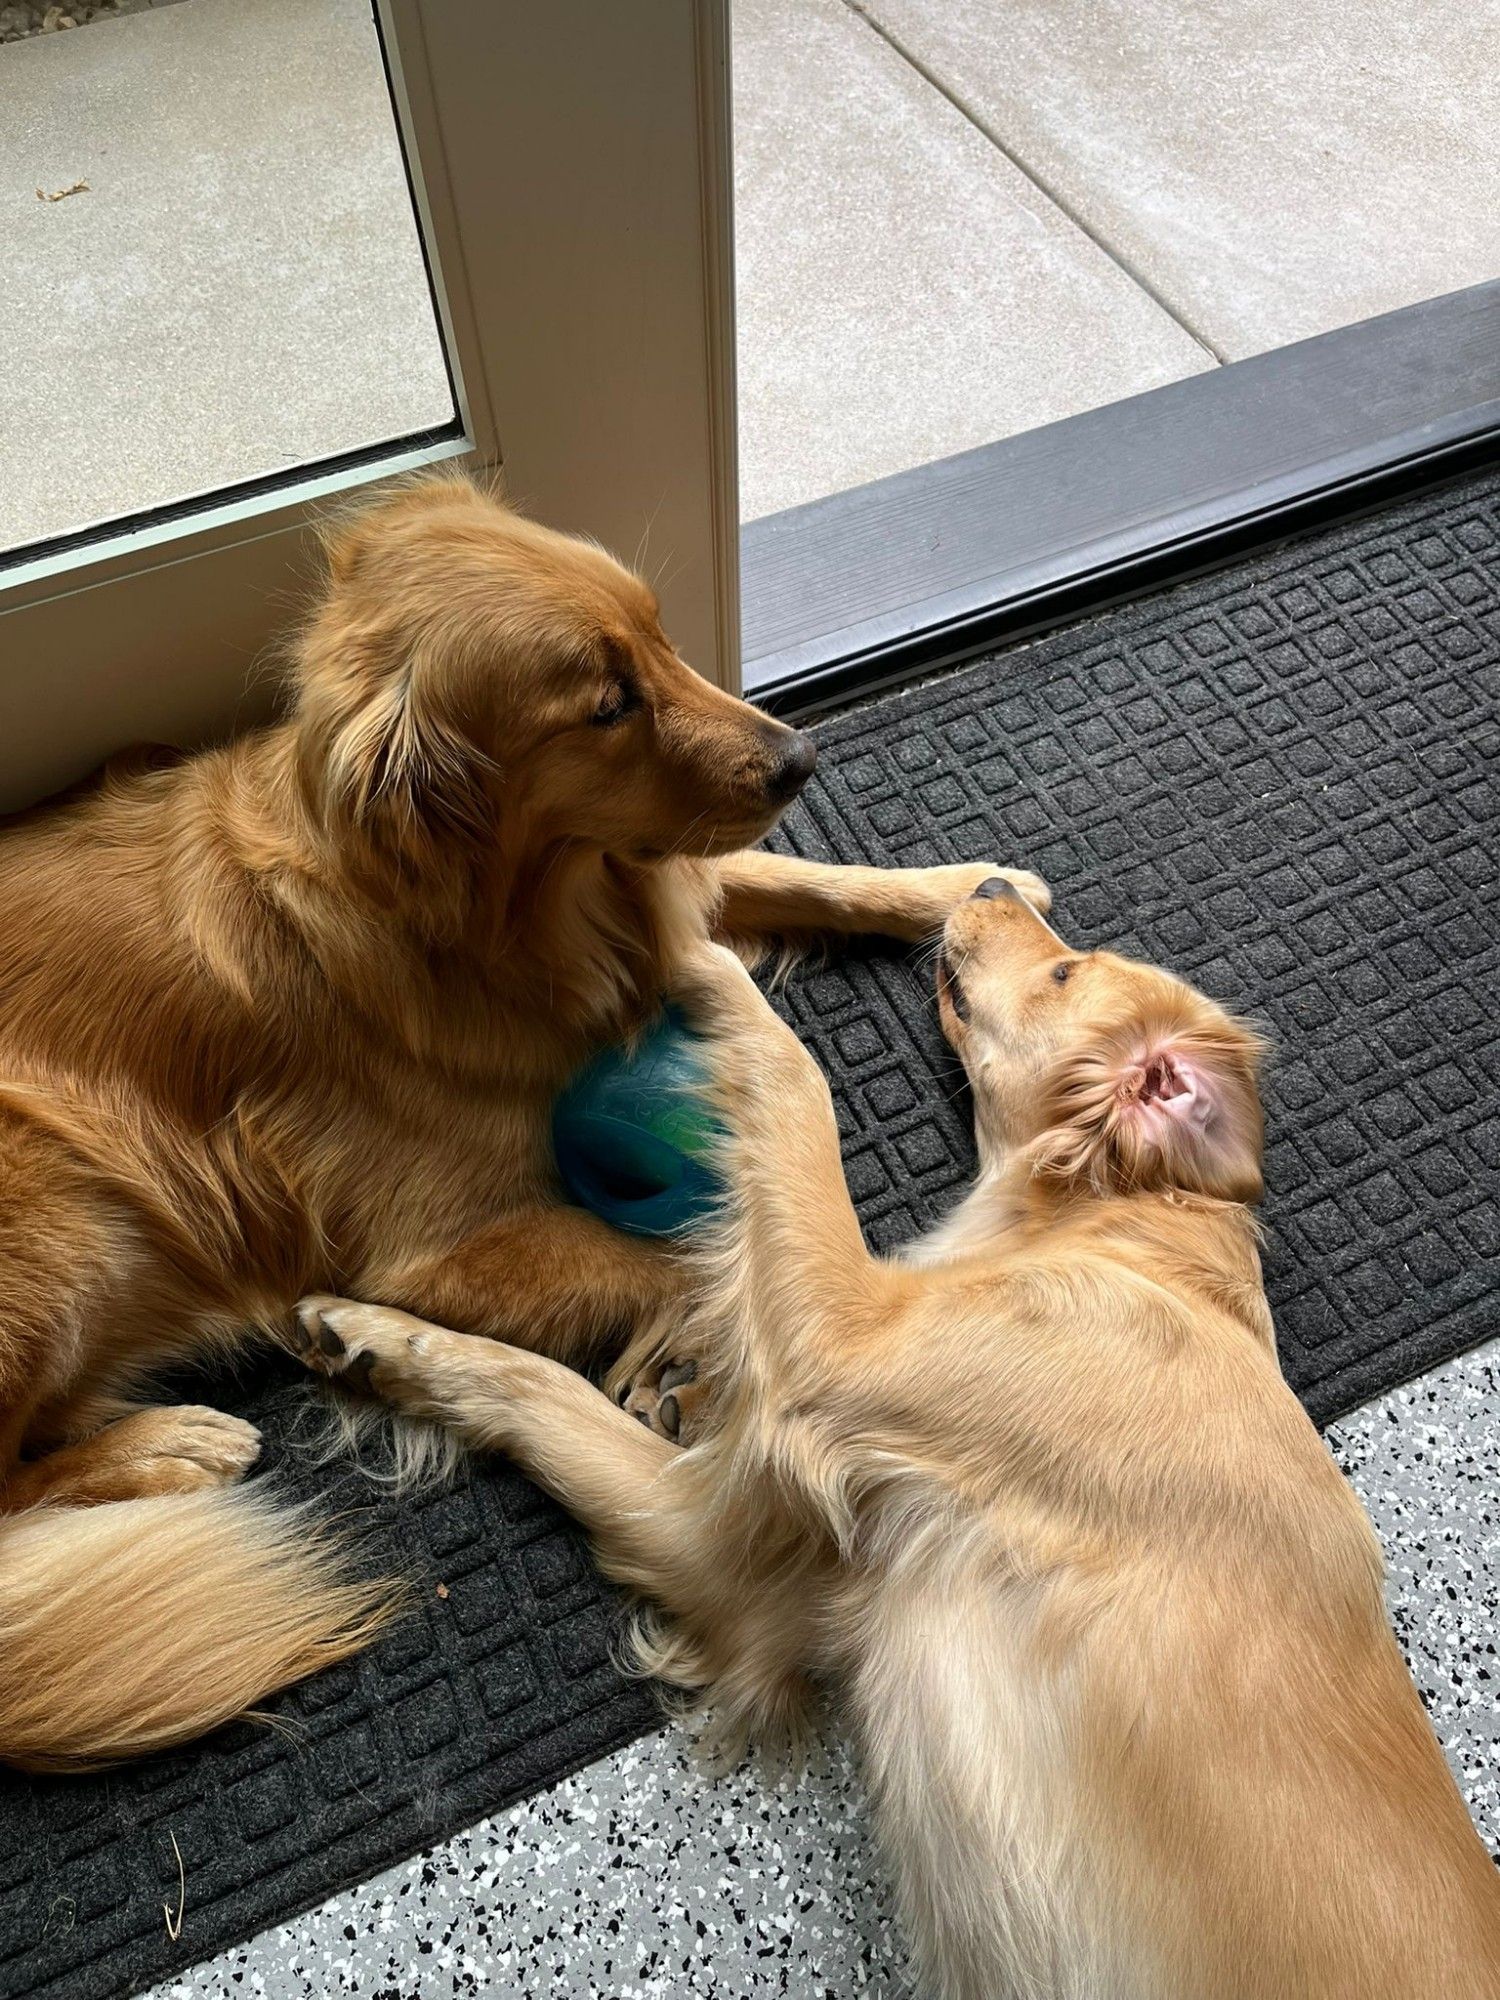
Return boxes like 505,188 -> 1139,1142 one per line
0,476 -> 1042,1770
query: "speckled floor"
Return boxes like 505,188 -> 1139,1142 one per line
149,1337 -> 1499,2000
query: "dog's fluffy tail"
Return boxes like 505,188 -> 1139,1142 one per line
0,1488 -> 399,1773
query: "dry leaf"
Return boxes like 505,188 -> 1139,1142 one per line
36,180 -> 89,203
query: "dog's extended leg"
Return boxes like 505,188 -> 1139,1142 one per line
368,1203 -> 686,1370
292,1297 -> 824,1729
608,943 -> 907,1441
679,943 -> 907,1352
291,1298 -> 708,1605
713,850 -> 1049,947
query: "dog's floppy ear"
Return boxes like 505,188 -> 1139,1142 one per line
328,646 -> 491,847
293,622 -> 494,869
1030,1005 -> 1266,1204
292,476 -> 505,869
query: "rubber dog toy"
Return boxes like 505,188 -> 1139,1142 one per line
552,1007 -> 723,1237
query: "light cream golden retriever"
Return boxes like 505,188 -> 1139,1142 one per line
295,879 -> 1500,1999
0,475 -> 1038,1770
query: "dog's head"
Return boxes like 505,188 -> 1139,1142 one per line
291,476 -> 814,869
937,879 -> 1265,1204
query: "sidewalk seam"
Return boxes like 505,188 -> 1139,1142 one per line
842,0 -> 1229,366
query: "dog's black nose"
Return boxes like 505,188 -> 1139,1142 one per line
766,730 -> 818,803
972,875 -> 1021,900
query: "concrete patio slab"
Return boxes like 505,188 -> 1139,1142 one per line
0,0 -> 451,552
732,0 -> 1212,521
860,0 -> 1500,363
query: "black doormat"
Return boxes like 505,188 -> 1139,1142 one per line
2,471 -> 1497,2000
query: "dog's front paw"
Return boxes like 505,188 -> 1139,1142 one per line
290,1295 -> 438,1409
919,862 -> 1051,924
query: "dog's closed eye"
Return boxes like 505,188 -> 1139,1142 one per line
591,679 -> 641,728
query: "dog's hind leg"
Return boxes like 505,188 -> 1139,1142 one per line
0,1109 -> 261,1513
0,1119 -> 131,1510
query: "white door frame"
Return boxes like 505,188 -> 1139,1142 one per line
0,0 -> 738,814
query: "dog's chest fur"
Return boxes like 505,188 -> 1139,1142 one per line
0,753 -> 712,1393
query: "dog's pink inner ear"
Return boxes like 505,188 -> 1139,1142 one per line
1123,1047 -> 1213,1135
1142,1051 -> 1187,1103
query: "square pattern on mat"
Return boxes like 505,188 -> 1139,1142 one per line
1,470 -> 1497,1999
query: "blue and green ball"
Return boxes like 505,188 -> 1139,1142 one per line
552,1007 -> 724,1238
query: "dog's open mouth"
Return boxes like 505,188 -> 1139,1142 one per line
937,948 -> 970,1023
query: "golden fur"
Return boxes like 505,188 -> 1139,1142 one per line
0,474 -> 1037,1770
298,881 -> 1500,1999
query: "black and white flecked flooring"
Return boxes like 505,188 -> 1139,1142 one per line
150,1339 -> 1499,1999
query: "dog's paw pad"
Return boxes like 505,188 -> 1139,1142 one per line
615,1356 -> 703,1443
289,1296 -> 420,1402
